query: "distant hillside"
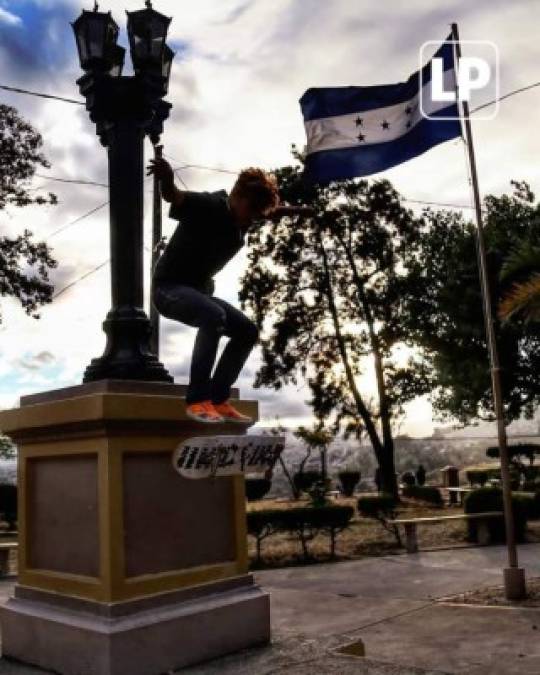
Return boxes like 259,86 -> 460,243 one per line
264,430 -> 540,498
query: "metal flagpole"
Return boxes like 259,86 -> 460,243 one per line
451,22 -> 526,600
150,143 -> 163,358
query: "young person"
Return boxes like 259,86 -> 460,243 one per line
148,157 -> 312,424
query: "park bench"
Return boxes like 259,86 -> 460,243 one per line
389,511 -> 503,553
0,541 -> 17,575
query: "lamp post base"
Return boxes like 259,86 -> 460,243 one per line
503,567 -> 527,601
2,581 -> 269,675
83,309 -> 173,383
0,382 -> 263,675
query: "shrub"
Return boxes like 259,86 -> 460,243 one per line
535,492 -> 540,520
247,505 -> 354,562
487,443 -> 540,465
307,480 -> 329,508
357,494 -> 401,545
416,465 -> 426,487
338,470 -> 361,497
245,478 -> 272,502
523,466 -> 540,481
513,492 -> 540,520
522,479 -> 540,493
357,494 -> 397,518
293,470 -> 321,495
401,471 -> 416,487
509,469 -> 522,491
466,470 -> 488,487
464,487 -> 527,543
402,485 -> 443,506
0,484 -> 16,530
486,467 -> 501,483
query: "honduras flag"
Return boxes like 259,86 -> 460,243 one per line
300,36 -> 461,184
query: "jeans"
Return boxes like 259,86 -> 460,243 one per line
152,283 -> 259,404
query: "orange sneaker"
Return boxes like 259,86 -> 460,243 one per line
186,401 -> 224,424
213,401 -> 253,425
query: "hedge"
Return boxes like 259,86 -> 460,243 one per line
464,487 -> 527,543
337,470 -> 361,497
245,478 -> 272,502
466,470 -> 489,487
401,471 -> 416,487
0,485 -> 16,530
402,485 -> 443,506
247,505 -> 354,563
293,471 -> 322,495
513,491 -> 540,521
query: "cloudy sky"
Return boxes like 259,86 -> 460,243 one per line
1,0 -> 539,435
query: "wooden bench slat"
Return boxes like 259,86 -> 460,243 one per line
389,511 -> 503,525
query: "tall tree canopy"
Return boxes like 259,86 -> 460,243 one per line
406,180 -> 540,425
240,158 -> 429,496
0,104 -> 57,323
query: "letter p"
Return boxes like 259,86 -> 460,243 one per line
458,57 -> 491,101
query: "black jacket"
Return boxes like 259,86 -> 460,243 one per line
153,190 -> 245,294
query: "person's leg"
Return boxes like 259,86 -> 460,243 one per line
152,284 -> 227,404
208,297 -> 259,405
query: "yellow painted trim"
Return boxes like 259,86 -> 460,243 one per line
19,569 -> 103,601
232,475 -> 249,574
22,437 -> 103,458
18,453 -> 28,576
115,562 -> 241,601
106,441 -> 126,601
0,393 -> 259,438
98,444 -> 112,598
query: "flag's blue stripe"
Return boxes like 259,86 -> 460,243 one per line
304,104 -> 461,184
300,39 -> 454,122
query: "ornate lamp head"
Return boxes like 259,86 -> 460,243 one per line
72,5 -> 120,73
126,3 -> 172,74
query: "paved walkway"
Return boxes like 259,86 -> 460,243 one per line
1,544 -> 540,674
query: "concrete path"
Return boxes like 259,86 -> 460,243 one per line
248,544 -> 540,675
1,544 -> 540,674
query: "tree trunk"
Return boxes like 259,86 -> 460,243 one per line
278,455 -> 300,500
320,447 -> 328,482
338,234 -> 399,498
317,232 -> 399,496
378,441 -> 398,497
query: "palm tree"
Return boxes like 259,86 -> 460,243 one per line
498,242 -> 540,323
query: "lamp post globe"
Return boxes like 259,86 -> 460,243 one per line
126,1 -> 172,72
72,4 -> 120,73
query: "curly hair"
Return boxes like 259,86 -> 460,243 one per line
232,167 -> 280,213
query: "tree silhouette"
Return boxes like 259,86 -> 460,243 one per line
0,104 -> 58,324
406,180 -> 540,424
240,151 -> 429,497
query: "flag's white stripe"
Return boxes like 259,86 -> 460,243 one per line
305,68 -> 456,155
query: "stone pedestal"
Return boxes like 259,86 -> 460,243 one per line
0,381 -> 269,675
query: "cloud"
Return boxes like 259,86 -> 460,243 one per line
0,1 -> 77,82
212,0 -> 254,25
15,351 -> 56,371
1,0 -> 540,438
0,7 -> 22,26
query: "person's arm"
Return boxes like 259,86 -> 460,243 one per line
266,204 -> 315,223
146,157 -> 186,209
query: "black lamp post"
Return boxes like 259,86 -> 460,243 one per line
72,1 -> 174,383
